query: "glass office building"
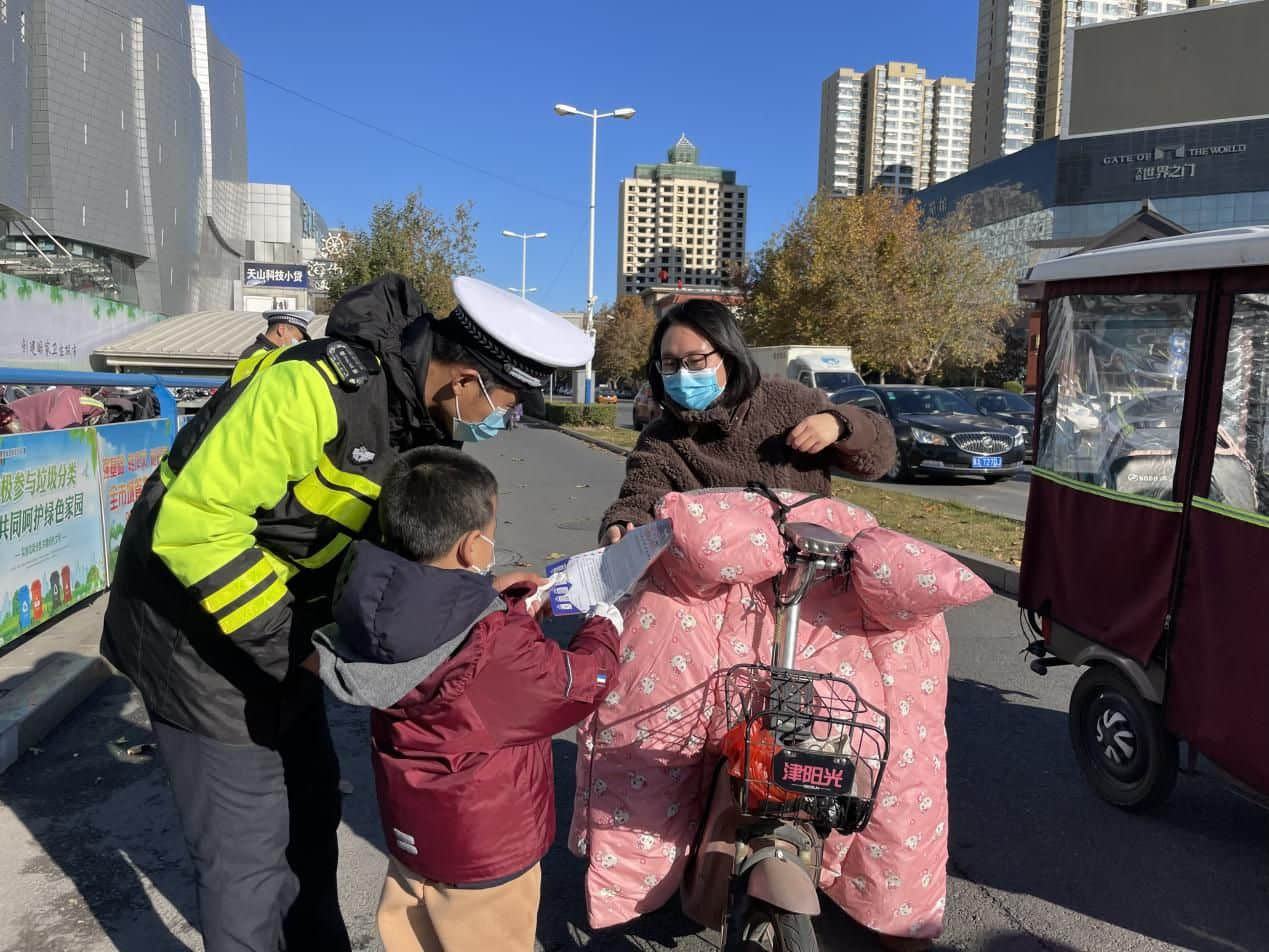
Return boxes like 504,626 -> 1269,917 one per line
0,1 -> 247,314
920,117 -> 1269,293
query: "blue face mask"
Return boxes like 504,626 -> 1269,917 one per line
662,365 -> 723,411
452,379 -> 508,442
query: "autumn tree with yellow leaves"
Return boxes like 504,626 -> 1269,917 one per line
593,295 -> 658,385
740,190 -> 1015,383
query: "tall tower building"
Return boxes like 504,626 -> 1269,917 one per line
862,62 -> 931,194
928,77 -> 975,185
617,136 -> 747,298
818,64 -> 972,198
818,69 -> 866,197
970,0 -> 1195,168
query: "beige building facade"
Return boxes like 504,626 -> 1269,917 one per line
617,136 -> 747,298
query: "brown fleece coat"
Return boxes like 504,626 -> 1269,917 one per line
600,377 -> 896,539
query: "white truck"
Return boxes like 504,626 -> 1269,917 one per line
748,346 -> 862,395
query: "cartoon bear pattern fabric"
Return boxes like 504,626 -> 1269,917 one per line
568,488 -> 990,940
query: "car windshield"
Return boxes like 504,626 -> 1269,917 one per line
976,392 -> 1034,413
882,389 -> 978,415
815,372 -> 862,391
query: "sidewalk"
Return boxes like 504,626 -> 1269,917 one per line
0,595 -> 111,774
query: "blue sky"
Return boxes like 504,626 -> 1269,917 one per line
211,0 -> 978,313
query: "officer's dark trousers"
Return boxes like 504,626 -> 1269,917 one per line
152,701 -> 351,952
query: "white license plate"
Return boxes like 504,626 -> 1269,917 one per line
971,456 -> 1002,469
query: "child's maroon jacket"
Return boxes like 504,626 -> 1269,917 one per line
314,540 -> 619,886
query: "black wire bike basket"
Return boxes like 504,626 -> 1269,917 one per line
721,663 -> 890,835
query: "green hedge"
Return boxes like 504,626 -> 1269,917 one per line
1002,380 -> 1025,394
544,402 -> 617,427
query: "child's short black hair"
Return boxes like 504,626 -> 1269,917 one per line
378,447 -> 498,563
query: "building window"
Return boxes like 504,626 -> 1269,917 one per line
124,188 -> 129,209
81,205 -> 86,227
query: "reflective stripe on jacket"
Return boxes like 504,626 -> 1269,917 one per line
102,338 -> 411,743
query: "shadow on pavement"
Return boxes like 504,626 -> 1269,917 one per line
946,676 -> 1269,952
0,670 -> 197,950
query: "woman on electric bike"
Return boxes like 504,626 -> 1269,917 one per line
599,300 -> 896,543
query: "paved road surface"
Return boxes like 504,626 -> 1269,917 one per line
1,424 -> 1264,951
871,470 -> 1033,523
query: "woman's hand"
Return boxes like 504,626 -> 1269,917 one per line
604,523 -> 634,546
787,412 -> 845,455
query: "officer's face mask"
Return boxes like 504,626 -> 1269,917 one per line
452,377 -> 508,442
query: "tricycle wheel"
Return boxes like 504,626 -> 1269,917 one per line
1069,664 -> 1178,810
728,898 -> 817,952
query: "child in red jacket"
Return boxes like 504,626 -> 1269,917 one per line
313,447 -> 621,952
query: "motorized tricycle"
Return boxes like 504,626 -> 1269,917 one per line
1018,226 -> 1269,810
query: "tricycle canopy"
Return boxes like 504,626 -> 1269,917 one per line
1021,226 -> 1269,796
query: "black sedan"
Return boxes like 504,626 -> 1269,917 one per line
952,387 -> 1037,460
832,385 -> 1026,482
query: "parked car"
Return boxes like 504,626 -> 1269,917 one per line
832,385 -> 1026,482
632,382 -> 661,430
596,386 -> 619,404
952,387 -> 1037,460
617,383 -> 637,399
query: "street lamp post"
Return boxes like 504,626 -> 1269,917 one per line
501,230 -> 547,299
554,102 -> 636,404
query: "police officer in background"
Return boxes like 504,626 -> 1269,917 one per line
239,308 -> 315,360
102,273 -> 592,952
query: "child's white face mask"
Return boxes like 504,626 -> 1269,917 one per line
470,533 -> 496,576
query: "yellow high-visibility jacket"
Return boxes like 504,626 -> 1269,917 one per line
102,338 -> 431,743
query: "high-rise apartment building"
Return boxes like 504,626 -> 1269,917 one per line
818,69 -> 866,197
970,0 -> 1219,168
928,78 -> 976,185
862,62 -> 932,194
617,136 -> 747,298
817,64 -> 972,198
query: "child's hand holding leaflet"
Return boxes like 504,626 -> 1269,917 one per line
544,520 -> 672,617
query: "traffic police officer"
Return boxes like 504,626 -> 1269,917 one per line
101,273 -> 592,952
238,308 -> 315,361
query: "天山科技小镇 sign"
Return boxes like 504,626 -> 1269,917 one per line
244,262 -> 309,289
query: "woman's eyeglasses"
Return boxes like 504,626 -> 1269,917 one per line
658,351 -> 717,374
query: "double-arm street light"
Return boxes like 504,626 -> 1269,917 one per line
501,229 -> 547,299
553,103 -> 636,403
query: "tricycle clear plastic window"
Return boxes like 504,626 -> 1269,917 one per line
1207,294 -> 1269,516
1036,293 -> 1196,500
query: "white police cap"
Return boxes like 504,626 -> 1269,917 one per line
264,308 -> 315,338
445,276 -> 593,388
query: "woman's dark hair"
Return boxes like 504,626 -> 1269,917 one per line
646,299 -> 761,409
